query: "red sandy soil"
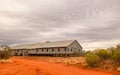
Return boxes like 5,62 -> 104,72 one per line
0,57 -> 119,75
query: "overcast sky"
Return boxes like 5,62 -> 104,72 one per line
0,0 -> 120,50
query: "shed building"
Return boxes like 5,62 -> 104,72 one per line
12,40 -> 82,56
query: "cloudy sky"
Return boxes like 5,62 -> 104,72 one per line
0,0 -> 120,50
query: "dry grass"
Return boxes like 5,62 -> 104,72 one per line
45,57 -> 86,66
16,56 -> 86,66
0,59 -> 12,63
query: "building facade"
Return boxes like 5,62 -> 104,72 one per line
0,45 -> 10,51
12,40 -> 83,56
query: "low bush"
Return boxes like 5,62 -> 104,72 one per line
96,49 -> 111,60
0,45 -> 12,60
86,52 -> 100,67
112,50 -> 120,64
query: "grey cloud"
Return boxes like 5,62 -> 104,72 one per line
0,0 -> 120,50
63,24 -> 120,42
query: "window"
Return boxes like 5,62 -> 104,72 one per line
79,49 -> 81,52
17,50 -> 19,52
52,49 -> 54,52
42,49 -> 43,52
71,49 -> 72,51
68,48 -> 69,51
36,49 -> 38,52
46,49 -> 48,52
58,48 -> 60,52
64,48 -> 67,52
64,49 -> 66,52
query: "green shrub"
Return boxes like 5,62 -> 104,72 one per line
0,49 -> 12,59
96,49 -> 110,60
86,52 -> 100,67
112,50 -> 120,63
85,51 -> 92,54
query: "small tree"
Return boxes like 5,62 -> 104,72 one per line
86,52 -> 100,67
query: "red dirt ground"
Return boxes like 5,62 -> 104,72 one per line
0,57 -> 119,75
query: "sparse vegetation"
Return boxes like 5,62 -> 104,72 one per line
96,49 -> 111,60
111,50 -> 120,64
0,50 -> 12,59
0,45 -> 12,60
85,44 -> 120,72
86,52 -> 100,67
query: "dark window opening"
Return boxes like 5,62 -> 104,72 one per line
46,49 -> 48,52
17,50 -> 19,52
36,49 -> 38,52
79,49 -> 81,52
71,49 -> 72,51
42,49 -> 43,52
52,49 -> 54,52
64,49 -> 66,52
58,48 -> 60,52
68,48 -> 69,51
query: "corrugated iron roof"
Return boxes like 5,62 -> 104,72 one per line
12,40 -> 76,49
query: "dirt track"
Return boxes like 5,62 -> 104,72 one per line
0,57 -> 119,75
